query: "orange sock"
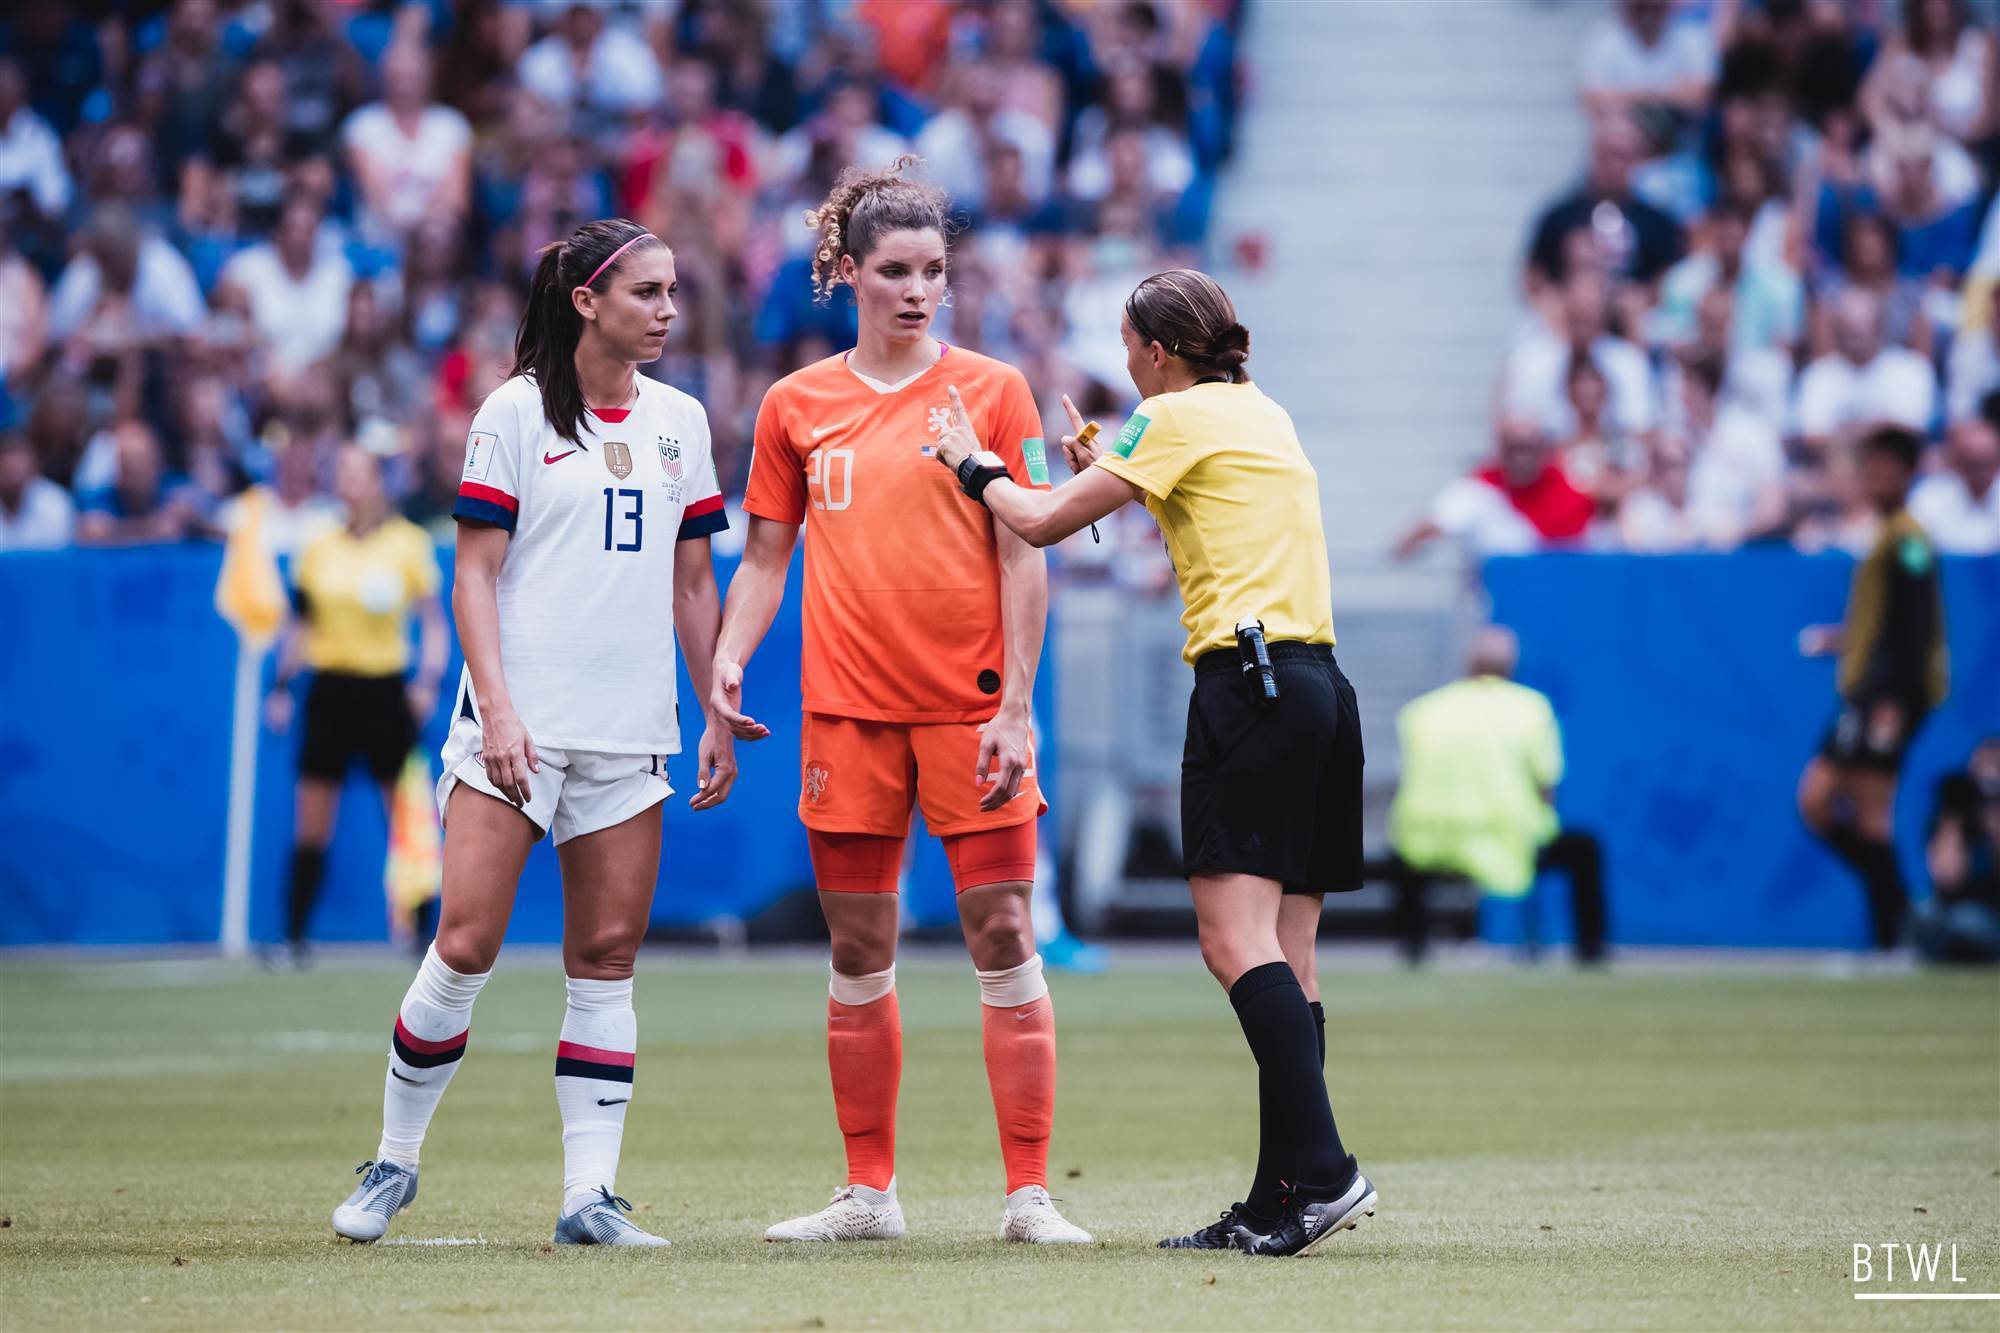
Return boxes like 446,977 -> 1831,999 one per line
981,995 -> 1056,1192
827,990 -> 900,1190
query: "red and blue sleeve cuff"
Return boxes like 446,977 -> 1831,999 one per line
676,493 -> 728,541
454,483 -> 518,532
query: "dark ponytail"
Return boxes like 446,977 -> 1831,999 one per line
1123,268 -> 1252,384
510,217 -> 665,444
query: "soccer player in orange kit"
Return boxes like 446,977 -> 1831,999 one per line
711,159 -> 1089,1245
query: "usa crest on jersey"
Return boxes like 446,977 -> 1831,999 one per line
660,437 -> 682,481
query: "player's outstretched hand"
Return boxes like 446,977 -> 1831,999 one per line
689,725 -> 737,811
263,688 -> 294,734
711,657 -> 770,741
976,705 -> 1030,812
479,706 -> 540,807
933,384 -> 980,473
1057,394 -> 1101,474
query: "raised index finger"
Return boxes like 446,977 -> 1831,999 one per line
947,383 -> 972,429
1061,392 -> 1085,434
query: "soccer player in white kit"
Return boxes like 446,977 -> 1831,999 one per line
330,219 -> 735,1247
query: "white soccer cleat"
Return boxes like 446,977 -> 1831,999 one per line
764,1179 -> 907,1242
1000,1184 -> 1093,1244
331,1159 -> 418,1242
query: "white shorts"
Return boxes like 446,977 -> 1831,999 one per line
436,715 -> 675,845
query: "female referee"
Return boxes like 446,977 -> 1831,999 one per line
265,443 -> 446,968
710,159 -> 1091,1245
329,218 -> 736,1248
932,269 -> 1376,1257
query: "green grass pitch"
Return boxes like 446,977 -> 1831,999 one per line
2,951 -> 1996,1331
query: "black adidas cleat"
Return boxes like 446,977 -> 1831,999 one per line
1159,1204 -> 1248,1249
1231,1172 -> 1376,1257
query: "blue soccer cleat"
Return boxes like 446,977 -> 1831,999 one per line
553,1187 -> 671,1247
332,1159 -> 418,1242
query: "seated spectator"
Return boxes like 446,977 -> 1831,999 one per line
1661,286 -> 1792,432
341,41 -> 472,245
252,0 -> 366,159
75,419 -> 212,545
1395,418 -> 1596,559
0,433 -> 75,550
517,3 -> 665,118
1915,738 -> 2000,967
48,203 -> 206,347
1909,409 -> 2000,553
1557,355 -> 1636,502
769,80 -> 910,196
1675,348 -> 1787,547
1653,200 -> 1803,353
1867,120 -> 1983,281
1812,212 -> 1932,361
1794,287 -> 1937,453
1388,625 -> 1607,964
219,435 -> 338,558
915,59 -> 1054,212
0,224 -> 47,376
1578,0 -> 1717,124
980,0 -> 1066,131
0,57 -> 73,226
1067,56 -> 1196,206
1619,436 -> 1701,551
214,193 -> 354,380
1946,281 -> 2000,422
1504,269 -> 1658,440
205,58 -> 312,236
1860,0 -> 1993,146
1527,110 -> 1684,288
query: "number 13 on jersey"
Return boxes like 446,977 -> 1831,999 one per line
602,487 -> 643,551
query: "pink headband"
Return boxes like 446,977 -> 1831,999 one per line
582,233 -> 656,290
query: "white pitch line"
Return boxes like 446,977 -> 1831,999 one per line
1854,1293 -> 2000,1300
380,1236 -> 492,1247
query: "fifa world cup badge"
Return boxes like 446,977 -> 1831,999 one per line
603,441 -> 634,479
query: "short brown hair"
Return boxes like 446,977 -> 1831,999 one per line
1123,269 -> 1251,383
802,156 -> 953,302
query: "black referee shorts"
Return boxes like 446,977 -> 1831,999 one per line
1181,641 -> 1364,895
300,672 -> 416,785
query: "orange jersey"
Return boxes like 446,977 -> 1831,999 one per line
744,346 -> 1051,723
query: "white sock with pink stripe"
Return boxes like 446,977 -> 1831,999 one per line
378,944 -> 490,1169
555,975 -> 637,1213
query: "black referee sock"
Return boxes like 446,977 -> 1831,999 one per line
1244,997 -> 1331,1223
286,847 -> 328,944
1829,828 -> 1909,950
1229,963 -> 1353,1205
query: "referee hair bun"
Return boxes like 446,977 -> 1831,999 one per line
1212,322 -> 1250,368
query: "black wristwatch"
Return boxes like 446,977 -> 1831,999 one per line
955,450 -> 1011,505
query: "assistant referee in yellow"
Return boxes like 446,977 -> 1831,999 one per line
932,268 -> 1374,1258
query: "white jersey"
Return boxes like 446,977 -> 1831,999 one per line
452,374 -> 727,754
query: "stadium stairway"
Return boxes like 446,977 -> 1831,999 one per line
1206,0 -> 1596,797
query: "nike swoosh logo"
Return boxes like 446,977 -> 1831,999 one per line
544,450 -> 579,464
596,1097 -> 629,1107
810,422 -> 849,440
1013,1007 -> 1041,1021
390,1069 -> 424,1085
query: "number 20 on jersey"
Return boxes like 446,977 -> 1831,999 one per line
807,448 -> 853,511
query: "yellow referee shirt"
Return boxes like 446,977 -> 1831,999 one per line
1094,381 -> 1335,663
295,517 -> 441,676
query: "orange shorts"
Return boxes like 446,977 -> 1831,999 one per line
798,713 -> 1047,837
808,822 -> 1037,894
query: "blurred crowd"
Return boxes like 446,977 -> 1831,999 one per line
1403,0 -> 2000,560
0,0 -> 1241,554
